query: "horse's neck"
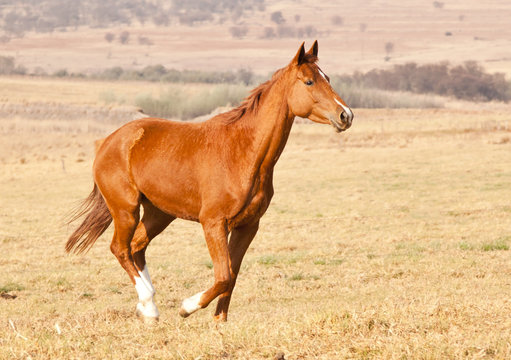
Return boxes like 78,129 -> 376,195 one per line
237,78 -> 294,180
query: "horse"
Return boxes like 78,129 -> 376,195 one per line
66,41 -> 354,322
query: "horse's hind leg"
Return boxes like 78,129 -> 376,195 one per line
109,204 -> 141,286
131,199 -> 175,320
100,182 -> 145,317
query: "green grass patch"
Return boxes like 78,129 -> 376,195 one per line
481,238 -> 509,251
290,273 -> 304,281
0,282 -> 24,293
258,255 -> 277,265
459,241 -> 474,251
329,259 -> 345,265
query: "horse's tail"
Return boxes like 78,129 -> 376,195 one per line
66,184 -> 112,254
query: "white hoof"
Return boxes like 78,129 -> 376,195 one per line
179,291 -> 205,318
136,302 -> 160,323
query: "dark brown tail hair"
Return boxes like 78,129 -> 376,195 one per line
66,184 -> 112,254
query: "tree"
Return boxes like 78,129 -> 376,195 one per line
119,31 -> 130,45
262,27 -> 276,39
270,11 -> 285,25
384,42 -> 394,61
229,26 -> 249,39
105,32 -> 115,43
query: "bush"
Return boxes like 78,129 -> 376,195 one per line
343,61 -> 511,102
0,60 -> 29,76
261,27 -> 276,39
98,66 -> 124,80
0,56 -> 15,74
53,69 -> 69,77
229,26 -> 249,39
119,31 -> 130,44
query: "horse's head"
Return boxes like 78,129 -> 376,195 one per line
286,41 -> 353,132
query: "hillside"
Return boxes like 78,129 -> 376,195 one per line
1,0 -> 511,77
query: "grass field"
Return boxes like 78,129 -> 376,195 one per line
1,76 -> 511,359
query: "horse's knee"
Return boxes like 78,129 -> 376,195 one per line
110,243 -> 130,262
110,242 -> 119,256
215,278 -> 231,294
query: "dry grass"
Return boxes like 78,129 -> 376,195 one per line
1,79 -> 511,359
0,76 -> 218,105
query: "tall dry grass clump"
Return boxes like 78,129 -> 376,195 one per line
135,84 -> 249,119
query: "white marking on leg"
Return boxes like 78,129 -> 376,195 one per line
334,98 -> 354,121
180,291 -> 205,317
134,276 -> 159,319
138,265 -> 155,294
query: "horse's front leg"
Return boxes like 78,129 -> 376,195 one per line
214,220 -> 259,322
179,220 -> 231,318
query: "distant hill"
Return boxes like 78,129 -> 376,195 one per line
1,0 -> 511,77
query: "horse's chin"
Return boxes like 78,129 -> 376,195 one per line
330,119 -> 348,133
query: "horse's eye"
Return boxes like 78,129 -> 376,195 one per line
305,80 -> 314,86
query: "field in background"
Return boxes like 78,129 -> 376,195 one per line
2,0 -> 511,77
1,73 -> 511,358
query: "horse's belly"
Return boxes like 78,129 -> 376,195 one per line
135,175 -> 201,222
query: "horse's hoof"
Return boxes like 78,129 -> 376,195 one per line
178,307 -> 191,318
214,313 -> 228,322
136,303 -> 159,324
179,291 -> 205,318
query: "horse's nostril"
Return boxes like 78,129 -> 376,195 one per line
340,112 -> 348,123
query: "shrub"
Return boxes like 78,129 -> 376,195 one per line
119,31 -> 130,44
0,56 -> 15,74
343,61 -> 511,102
229,26 -> 249,39
261,27 -> 276,39
53,69 -> 69,77
98,66 -> 124,80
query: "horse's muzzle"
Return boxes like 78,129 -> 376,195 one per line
331,110 -> 353,132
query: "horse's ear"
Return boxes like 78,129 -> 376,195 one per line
307,40 -> 318,57
292,42 -> 306,66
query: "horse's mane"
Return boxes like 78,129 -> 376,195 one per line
221,54 -> 318,124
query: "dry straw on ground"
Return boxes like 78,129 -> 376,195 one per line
1,77 -> 511,359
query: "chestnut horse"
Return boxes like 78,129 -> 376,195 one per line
66,41 -> 353,322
